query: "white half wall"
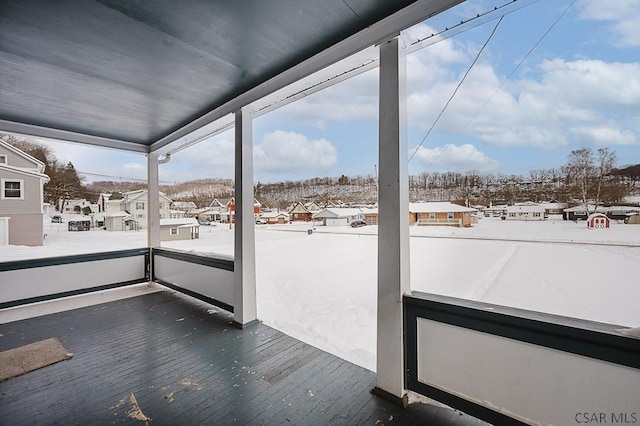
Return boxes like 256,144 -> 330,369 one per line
0,255 -> 146,305
417,318 -> 640,425
154,256 -> 234,308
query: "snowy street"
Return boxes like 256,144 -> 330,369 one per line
2,215 -> 639,371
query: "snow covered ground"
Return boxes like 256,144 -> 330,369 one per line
1,215 -> 639,371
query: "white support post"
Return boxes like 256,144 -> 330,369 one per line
147,153 -> 161,249
375,36 -> 409,403
233,107 -> 257,326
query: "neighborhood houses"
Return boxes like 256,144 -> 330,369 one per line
2,139 -> 640,246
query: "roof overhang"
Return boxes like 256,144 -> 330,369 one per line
0,0 -> 463,155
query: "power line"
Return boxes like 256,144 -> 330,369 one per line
408,16 -> 504,164
449,0 -> 577,141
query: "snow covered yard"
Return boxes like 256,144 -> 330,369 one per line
1,215 -> 639,371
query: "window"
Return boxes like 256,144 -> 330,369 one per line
2,179 -> 23,199
533,212 -> 541,217
447,212 -> 454,219
135,202 -> 145,210
0,154 -> 6,164
429,212 -> 435,219
170,228 -> 178,235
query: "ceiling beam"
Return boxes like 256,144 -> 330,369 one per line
0,119 -> 149,154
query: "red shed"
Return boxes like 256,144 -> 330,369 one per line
587,213 -> 610,229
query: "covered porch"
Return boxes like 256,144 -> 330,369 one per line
0,287 -> 479,425
1,1 -> 639,425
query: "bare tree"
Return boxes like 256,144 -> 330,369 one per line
564,147 -> 617,213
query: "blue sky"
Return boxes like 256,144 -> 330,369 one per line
44,0 -> 639,184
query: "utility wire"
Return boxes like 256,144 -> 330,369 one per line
409,0 -> 539,50
450,0 -> 577,140
408,16 -> 504,164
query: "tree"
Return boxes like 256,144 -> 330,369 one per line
564,147 -> 617,213
1,133 -> 86,208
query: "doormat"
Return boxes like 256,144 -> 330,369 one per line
0,337 -> 72,381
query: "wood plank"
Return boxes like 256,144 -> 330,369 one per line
0,290 -> 485,425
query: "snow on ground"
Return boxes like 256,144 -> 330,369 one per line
1,215 -> 639,371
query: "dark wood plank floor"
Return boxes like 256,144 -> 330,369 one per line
0,290 -> 485,425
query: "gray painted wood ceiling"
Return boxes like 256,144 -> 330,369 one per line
0,0 -> 460,151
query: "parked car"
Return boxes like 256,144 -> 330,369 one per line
350,220 -> 366,228
256,218 -> 268,225
51,215 -> 63,223
198,219 -> 211,225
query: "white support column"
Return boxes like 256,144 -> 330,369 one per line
233,107 -> 257,326
147,153 -> 161,249
375,36 -> 409,403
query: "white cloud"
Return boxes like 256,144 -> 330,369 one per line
285,70 -> 378,127
254,131 -> 337,176
410,143 -> 499,173
578,0 -> 640,47
155,138 -> 235,183
407,56 -> 640,149
570,126 -> 637,146
36,139 -> 149,183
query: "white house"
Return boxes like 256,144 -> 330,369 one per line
103,189 -> 172,230
540,201 -> 567,216
0,139 -> 50,246
171,201 -> 197,216
313,207 -> 364,226
409,202 -> 477,227
168,209 -> 185,219
503,203 -> 546,221
261,210 -> 290,224
160,217 -> 200,241
61,198 -> 95,214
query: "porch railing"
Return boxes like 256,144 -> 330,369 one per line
0,248 -> 149,309
152,248 -> 234,313
404,291 -> 640,425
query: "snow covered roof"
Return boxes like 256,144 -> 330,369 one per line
540,202 -> 568,209
101,211 -> 131,218
160,218 -> 199,227
409,202 -> 477,213
191,207 -> 210,214
262,211 -> 289,219
172,201 -> 197,209
514,201 -> 541,206
600,205 -> 640,213
622,195 -> 640,205
506,204 -> 545,213
122,189 -> 172,203
289,202 -> 311,214
313,208 -> 364,219
564,204 -> 596,212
